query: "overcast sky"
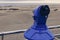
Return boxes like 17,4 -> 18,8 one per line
0,0 -> 59,1
0,0 -> 41,1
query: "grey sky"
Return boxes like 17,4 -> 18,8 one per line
0,0 -> 40,1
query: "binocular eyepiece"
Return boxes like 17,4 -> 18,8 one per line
38,5 -> 50,16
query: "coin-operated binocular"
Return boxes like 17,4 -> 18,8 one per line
24,5 -> 54,40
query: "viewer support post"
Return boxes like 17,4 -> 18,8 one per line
24,5 -> 54,40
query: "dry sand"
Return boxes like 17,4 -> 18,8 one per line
0,4 -> 59,40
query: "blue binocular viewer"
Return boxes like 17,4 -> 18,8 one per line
24,5 -> 54,40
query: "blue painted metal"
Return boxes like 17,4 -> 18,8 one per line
24,5 -> 54,40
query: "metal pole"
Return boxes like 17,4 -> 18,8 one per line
1,35 -> 4,40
